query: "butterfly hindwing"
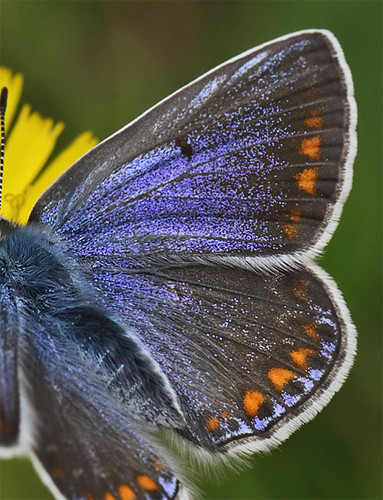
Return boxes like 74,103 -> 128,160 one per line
30,30 -> 355,271
92,263 -> 355,453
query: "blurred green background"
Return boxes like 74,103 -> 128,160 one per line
0,1 -> 381,499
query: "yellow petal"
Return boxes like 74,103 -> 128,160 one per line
18,131 -> 98,223
0,67 -> 24,133
2,104 -> 64,220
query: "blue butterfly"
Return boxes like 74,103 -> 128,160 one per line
0,30 -> 357,500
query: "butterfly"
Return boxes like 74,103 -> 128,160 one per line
0,29 -> 357,500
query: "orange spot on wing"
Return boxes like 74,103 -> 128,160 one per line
305,109 -> 324,129
104,492 -> 117,500
85,493 -> 95,500
205,416 -> 220,432
283,224 -> 299,239
303,87 -> 321,100
53,466 -> 66,478
298,136 -> 322,161
220,410 -> 229,420
283,209 -> 301,239
137,475 -> 158,491
290,348 -> 316,370
118,484 -> 136,500
153,459 -> 165,473
295,167 -> 319,195
293,279 -> 308,301
302,322 -> 318,341
268,367 -> 296,391
243,389 -> 265,418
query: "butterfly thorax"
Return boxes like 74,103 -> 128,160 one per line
0,224 -> 83,313
0,217 -> 20,242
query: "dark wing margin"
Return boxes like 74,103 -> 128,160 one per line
29,30 -> 357,271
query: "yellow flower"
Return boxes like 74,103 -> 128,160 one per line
0,67 -> 98,223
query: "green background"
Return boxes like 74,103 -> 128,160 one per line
0,1 -> 381,499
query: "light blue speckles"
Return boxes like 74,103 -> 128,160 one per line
230,52 -> 270,82
321,341 -> 336,360
282,393 -> 301,407
189,75 -> 227,110
298,376 -> 314,393
321,316 -> 338,329
232,420 -> 254,436
254,415 -> 272,431
308,368 -> 323,381
273,404 -> 286,418
158,476 -> 178,497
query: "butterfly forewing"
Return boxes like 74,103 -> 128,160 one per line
30,30 -> 355,271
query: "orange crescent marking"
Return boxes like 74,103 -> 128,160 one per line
295,167 -> 319,195
137,475 -> 158,491
298,136 -> 322,161
118,484 -> 136,500
290,348 -> 316,370
268,367 -> 296,391
302,322 -> 318,341
104,492 -> 117,500
205,416 -> 220,431
283,209 -> 301,239
243,389 -> 265,418
304,109 -> 324,129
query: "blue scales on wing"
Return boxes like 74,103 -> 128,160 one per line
30,31 -> 354,271
25,30 -> 356,475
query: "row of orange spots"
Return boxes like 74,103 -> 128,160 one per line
290,347 -> 316,371
268,367 -> 296,392
283,209 -> 301,240
100,487 -> 137,500
243,389 -> 265,419
294,107 -> 322,215
85,475 -> 159,500
293,280 -> 320,342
